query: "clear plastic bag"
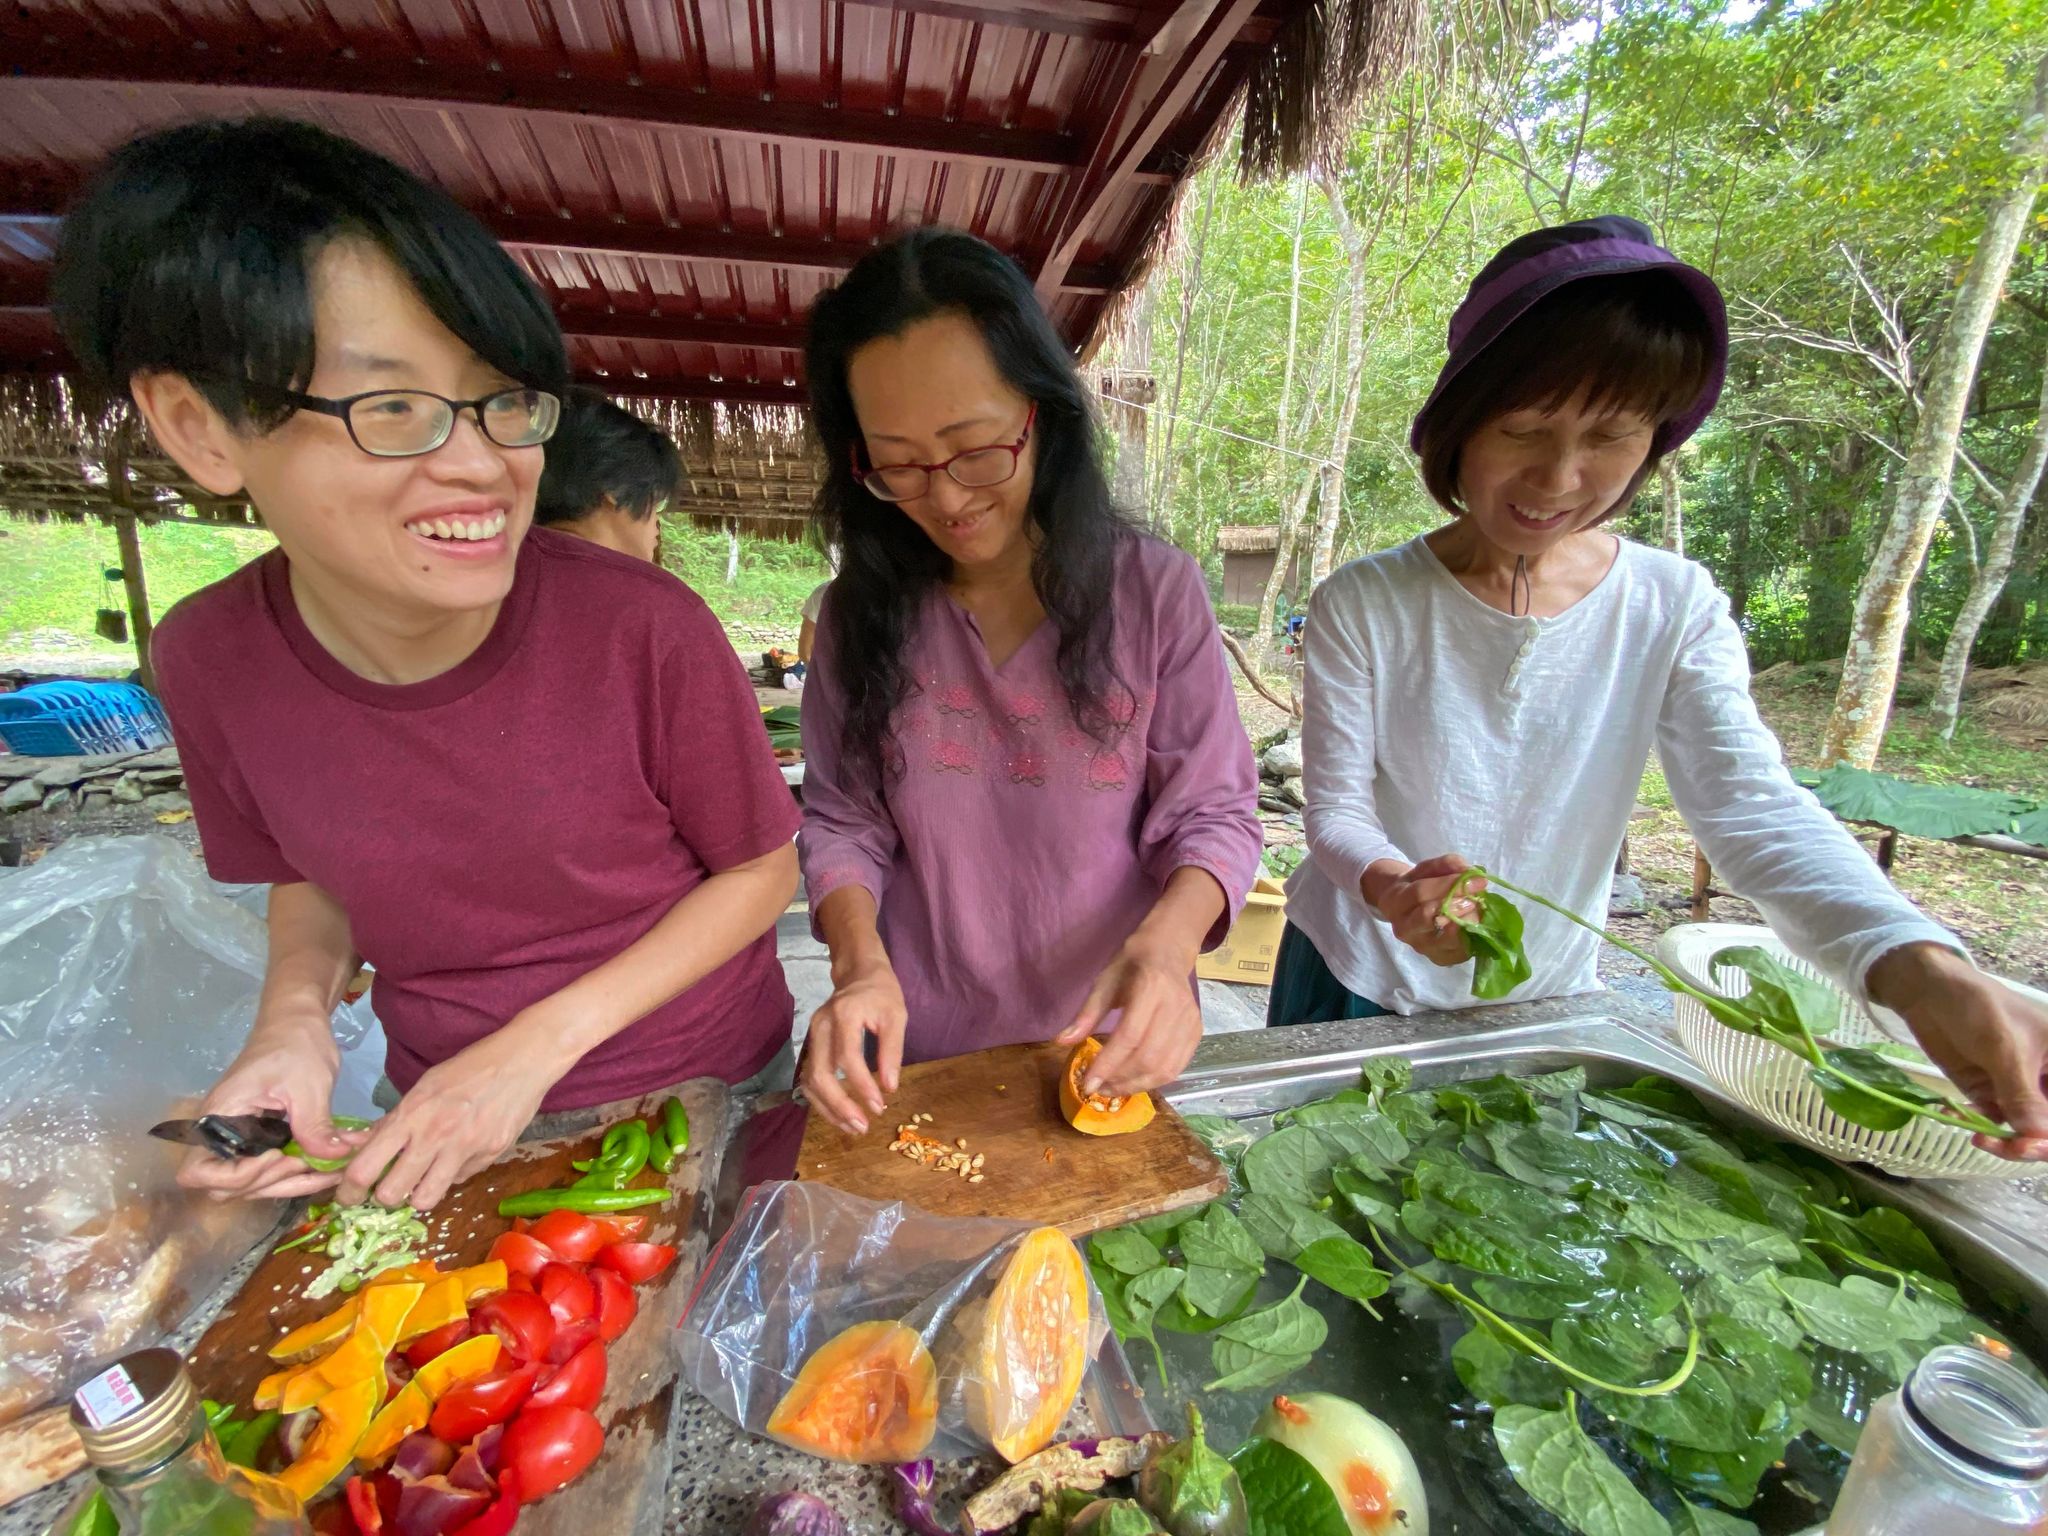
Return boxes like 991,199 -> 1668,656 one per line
0,836 -> 362,1426
675,1181 -> 1107,1464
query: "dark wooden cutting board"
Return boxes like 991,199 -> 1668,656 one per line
796,1039 -> 1227,1237
188,1076 -> 728,1536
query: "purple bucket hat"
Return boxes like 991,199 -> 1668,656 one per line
1408,215 -> 1728,459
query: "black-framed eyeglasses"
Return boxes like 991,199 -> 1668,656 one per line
851,404 -> 1037,502
244,382 -> 561,459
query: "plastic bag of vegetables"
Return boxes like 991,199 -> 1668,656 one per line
675,1181 -> 1108,1464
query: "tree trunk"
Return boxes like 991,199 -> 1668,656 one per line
113,515 -> 155,692
1309,165 -> 1372,590
1256,178 -> 1311,660
1930,337 -> 2048,738
726,522 -> 740,584
1821,54 -> 2048,768
1106,285 -> 1154,514
1658,456 -> 1684,556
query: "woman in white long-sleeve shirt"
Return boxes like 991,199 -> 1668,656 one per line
1280,216 -> 2048,1159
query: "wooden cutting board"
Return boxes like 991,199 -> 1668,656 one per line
165,1076 -> 727,1536
796,1039 -> 1227,1237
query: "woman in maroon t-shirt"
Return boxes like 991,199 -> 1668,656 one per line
52,120 -> 801,1211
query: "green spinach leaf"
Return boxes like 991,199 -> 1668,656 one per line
1291,1235 -> 1389,1311
1456,888 -> 1534,999
1238,1192 -> 1350,1261
1179,1204 -> 1264,1319
1228,1437 -> 1351,1536
1205,1276 -> 1327,1392
1092,1225 -> 1166,1276
1493,1397 -> 1668,1536
1242,1124 -> 1344,1204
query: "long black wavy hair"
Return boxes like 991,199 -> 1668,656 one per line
805,227 -> 1134,796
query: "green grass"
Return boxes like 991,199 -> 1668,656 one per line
0,520 -> 277,669
656,520 -> 831,638
0,518 -> 833,667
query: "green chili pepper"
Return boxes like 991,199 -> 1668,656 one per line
660,1096 -> 690,1156
65,1491 -> 116,1536
283,1115 -> 375,1173
572,1120 -> 650,1189
496,1186 -> 670,1217
202,1399 -> 238,1434
648,1121 -> 677,1175
222,1408 -> 281,1468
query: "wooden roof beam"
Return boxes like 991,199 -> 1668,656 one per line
0,212 -> 1124,295
5,57 -> 1083,172
1035,0 -> 1266,301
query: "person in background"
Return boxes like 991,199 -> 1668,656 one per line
797,579 -> 830,670
532,389 -> 677,564
795,228 -> 1263,1136
54,118 -> 800,1210
1280,215 -> 2048,1159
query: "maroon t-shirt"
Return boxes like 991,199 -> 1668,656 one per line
151,528 -> 799,1110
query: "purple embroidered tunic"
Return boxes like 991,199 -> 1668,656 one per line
799,535 -> 1263,1062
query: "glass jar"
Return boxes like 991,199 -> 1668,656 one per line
59,1348 -> 310,1536
1826,1344 -> 2048,1535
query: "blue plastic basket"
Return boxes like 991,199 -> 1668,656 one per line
0,681 -> 173,758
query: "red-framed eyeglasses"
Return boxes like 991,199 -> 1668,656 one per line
850,404 -> 1037,503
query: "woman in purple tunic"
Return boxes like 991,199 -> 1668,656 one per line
796,230 -> 1264,1136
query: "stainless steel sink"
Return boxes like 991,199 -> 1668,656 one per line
1078,1013 -> 2048,1533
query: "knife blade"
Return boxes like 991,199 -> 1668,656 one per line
148,1113 -> 294,1160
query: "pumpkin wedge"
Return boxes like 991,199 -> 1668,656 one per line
766,1320 -> 938,1463
355,1380 -> 432,1466
1059,1037 -> 1157,1135
275,1374 -> 379,1502
413,1333 -> 503,1400
963,1227 -> 1092,1461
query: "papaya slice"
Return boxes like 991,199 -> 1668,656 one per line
1059,1037 -> 1157,1136
269,1296 -> 360,1362
394,1275 -> 468,1344
964,1227 -> 1092,1462
275,1374 -> 379,1502
355,1380 -> 431,1466
766,1320 -> 938,1464
413,1333 -> 502,1400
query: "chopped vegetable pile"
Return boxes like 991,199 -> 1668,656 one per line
284,1201 -> 431,1300
1089,1056 -> 2036,1534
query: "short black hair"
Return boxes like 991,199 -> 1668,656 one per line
534,391 -> 681,523
1417,271 -> 1712,522
52,117 -> 568,430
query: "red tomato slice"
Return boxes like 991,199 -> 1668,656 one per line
535,1262 -> 596,1327
445,1471 -> 521,1536
428,1363 -> 538,1445
403,1319 -> 473,1372
527,1210 -> 608,1263
471,1290 -> 556,1365
500,1404 -> 604,1500
529,1339 -> 606,1413
587,1212 -> 650,1243
343,1475 -> 384,1536
595,1242 -> 677,1285
589,1266 -> 638,1344
488,1231 -> 557,1282
544,1315 -> 600,1366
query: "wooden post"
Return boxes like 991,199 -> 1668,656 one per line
113,515 -> 155,692
1690,846 -> 1713,921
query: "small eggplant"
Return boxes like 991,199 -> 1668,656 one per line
888,1461 -> 953,1536
1135,1405 -> 1249,1536
744,1491 -> 851,1536
1068,1499 -> 1165,1536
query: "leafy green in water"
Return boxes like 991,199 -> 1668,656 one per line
1227,1437 -> 1349,1536
1094,1225 -> 1168,1276
1237,1192 -> 1350,1262
1290,1235 -> 1389,1315
1494,1394 -> 1668,1536
1179,1205 -> 1265,1320
1205,1276 -> 1328,1391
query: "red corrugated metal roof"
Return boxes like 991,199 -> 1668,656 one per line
0,0 -> 1303,408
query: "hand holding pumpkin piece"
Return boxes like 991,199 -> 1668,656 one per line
1057,934 -> 1203,1100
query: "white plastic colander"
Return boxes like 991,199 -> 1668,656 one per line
1656,922 -> 2038,1179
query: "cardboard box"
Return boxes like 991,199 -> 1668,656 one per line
1197,876 -> 1288,983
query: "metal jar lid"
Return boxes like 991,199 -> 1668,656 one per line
69,1349 -> 198,1474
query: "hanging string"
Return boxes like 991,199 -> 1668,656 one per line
1512,554 -> 1531,618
